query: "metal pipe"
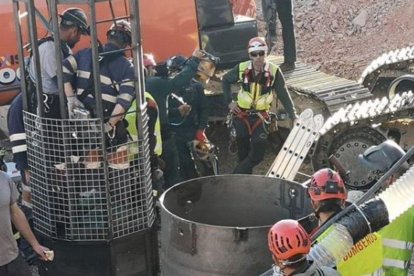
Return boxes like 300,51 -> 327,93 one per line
12,0 -> 28,111
26,0 -> 44,116
49,0 -> 66,119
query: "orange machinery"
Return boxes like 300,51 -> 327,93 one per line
1,0 -> 256,105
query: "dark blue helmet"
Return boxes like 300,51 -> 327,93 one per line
166,55 -> 187,72
60,8 -> 89,35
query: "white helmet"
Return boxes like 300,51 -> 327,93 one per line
247,37 -> 268,53
107,20 -> 132,45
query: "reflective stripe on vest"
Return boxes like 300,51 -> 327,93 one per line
126,92 -> 162,156
376,207 -> 414,275
383,238 -> 414,251
383,258 -> 408,269
237,61 -> 277,111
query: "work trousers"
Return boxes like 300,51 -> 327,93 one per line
175,129 -> 198,181
161,132 -> 182,189
0,255 -> 31,276
233,115 -> 268,174
262,0 -> 296,62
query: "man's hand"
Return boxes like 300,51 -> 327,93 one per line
67,95 -> 85,118
228,101 -> 241,115
178,104 -> 192,117
192,49 -> 205,59
104,121 -> 114,133
32,244 -> 52,261
195,129 -> 207,142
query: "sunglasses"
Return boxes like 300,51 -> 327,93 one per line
250,51 -> 265,57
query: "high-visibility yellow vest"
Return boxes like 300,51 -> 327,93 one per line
314,223 -> 382,276
374,206 -> 414,276
126,92 -> 162,156
323,206 -> 414,276
236,61 -> 278,111
337,233 -> 383,276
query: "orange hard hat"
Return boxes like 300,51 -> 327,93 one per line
268,219 -> 311,261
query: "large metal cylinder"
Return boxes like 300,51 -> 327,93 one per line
159,175 -> 313,276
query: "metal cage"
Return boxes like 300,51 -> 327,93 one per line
24,111 -> 155,241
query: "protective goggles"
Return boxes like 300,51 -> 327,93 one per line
250,51 -> 265,57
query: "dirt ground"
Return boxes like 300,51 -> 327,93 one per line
215,0 -> 414,176
260,0 -> 414,80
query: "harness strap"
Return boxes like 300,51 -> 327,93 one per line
236,110 -> 270,135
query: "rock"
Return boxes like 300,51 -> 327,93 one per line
352,9 -> 369,28
346,29 -> 354,36
331,19 -> 339,31
329,4 -> 337,14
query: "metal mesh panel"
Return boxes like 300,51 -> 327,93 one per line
24,111 -> 154,241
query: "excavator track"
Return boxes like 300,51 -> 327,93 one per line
312,91 -> 414,189
267,55 -> 414,188
359,46 -> 414,96
267,55 -> 374,114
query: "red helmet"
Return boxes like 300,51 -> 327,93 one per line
308,168 -> 347,201
268,219 -> 311,260
248,37 -> 268,53
143,53 -> 156,67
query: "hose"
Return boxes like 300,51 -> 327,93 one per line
311,144 -> 414,241
309,164 -> 414,268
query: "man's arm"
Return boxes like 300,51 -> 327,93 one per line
221,64 -> 240,106
63,54 -> 85,118
168,50 -> 204,89
10,203 -> 49,261
108,63 -> 136,127
62,55 -> 79,97
7,94 -> 28,172
273,69 -> 298,120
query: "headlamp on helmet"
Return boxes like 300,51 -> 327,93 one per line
107,20 -> 132,46
248,37 -> 268,54
60,8 -> 89,35
308,168 -> 347,201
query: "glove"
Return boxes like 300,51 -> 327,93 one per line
195,129 -> 207,142
67,95 -> 85,118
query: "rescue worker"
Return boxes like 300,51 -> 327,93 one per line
0,172 -> 51,276
166,55 -> 209,180
267,219 -> 340,275
28,7 -> 89,117
63,20 -> 135,169
262,0 -> 296,71
7,94 -> 41,265
7,94 -> 31,208
300,168 -> 348,235
351,140 -> 414,275
145,49 -> 205,188
125,91 -> 163,183
222,37 -> 297,174
301,168 -> 381,275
